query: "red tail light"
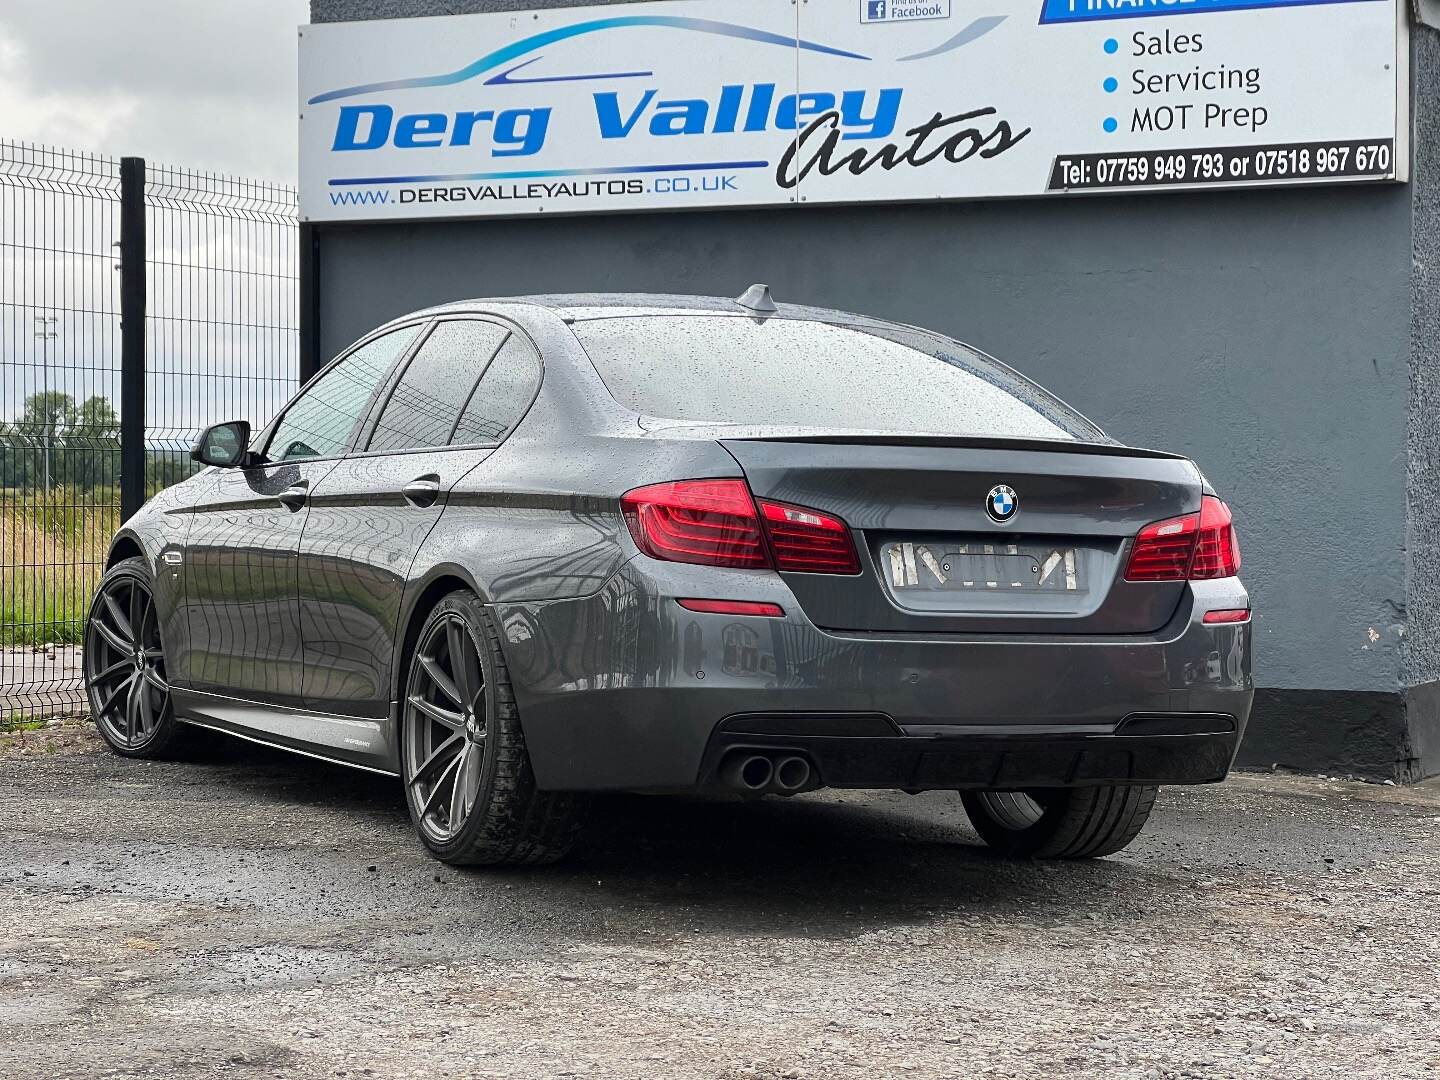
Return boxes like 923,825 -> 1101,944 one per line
1124,513 -> 1199,581
759,500 -> 862,574
1190,496 -> 1241,579
622,479 -> 861,575
621,480 -> 768,568
1125,495 -> 1241,582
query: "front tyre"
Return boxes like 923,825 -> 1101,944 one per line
960,785 -> 1158,859
401,590 -> 585,866
84,556 -> 188,758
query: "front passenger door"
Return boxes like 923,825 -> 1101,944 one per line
176,324 -> 421,706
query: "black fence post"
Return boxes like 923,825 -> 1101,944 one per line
119,156 -> 146,520
299,222 -> 322,385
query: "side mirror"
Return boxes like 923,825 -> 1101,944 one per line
191,421 -> 252,468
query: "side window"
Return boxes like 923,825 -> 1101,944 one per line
266,325 -> 419,462
450,336 -> 542,446
367,320 -> 510,453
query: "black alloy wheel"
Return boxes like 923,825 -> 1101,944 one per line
404,609 -> 488,845
85,558 -> 181,756
400,591 -> 585,866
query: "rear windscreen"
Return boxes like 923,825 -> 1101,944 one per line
571,315 -> 1104,441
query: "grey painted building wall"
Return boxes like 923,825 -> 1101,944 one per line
1406,27 -> 1440,770
309,0 -> 1440,780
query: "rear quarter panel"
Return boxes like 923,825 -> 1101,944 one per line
399,306 -> 743,700
408,426 -> 742,605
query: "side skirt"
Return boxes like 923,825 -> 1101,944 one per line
171,687 -> 400,777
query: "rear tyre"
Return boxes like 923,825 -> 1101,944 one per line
401,590 -> 585,866
83,556 -> 189,759
960,785 -> 1158,859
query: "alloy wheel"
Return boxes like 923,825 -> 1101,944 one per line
404,614 -> 487,844
85,574 -> 172,749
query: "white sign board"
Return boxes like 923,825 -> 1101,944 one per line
298,0 -> 1407,222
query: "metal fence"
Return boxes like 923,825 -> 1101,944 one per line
144,163 -> 301,494
0,140 -> 299,724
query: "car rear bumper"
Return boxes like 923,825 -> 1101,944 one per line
493,561 -> 1253,793
702,714 -> 1241,792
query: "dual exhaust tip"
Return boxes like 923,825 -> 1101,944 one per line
720,752 -> 814,796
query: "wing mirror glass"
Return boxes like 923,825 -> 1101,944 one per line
191,421 -> 252,468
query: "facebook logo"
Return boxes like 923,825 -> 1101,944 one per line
861,0 -> 948,22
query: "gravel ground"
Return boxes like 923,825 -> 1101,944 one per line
1,724 -> 1438,1080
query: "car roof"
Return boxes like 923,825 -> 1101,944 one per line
367,291 -> 1120,450
423,291 -> 900,327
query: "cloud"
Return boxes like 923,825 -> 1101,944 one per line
0,0 -> 309,182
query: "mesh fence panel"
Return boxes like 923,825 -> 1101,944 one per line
0,142 -> 298,725
0,143 -> 122,722
145,163 -> 300,490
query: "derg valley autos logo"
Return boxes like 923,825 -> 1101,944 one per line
862,0 -> 953,22
313,15 -> 1025,197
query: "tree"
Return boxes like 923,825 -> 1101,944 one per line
0,419 -> 17,489
1,391 -> 73,490
0,392 -> 120,492
64,395 -> 120,490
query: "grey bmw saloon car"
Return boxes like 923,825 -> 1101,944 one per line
86,287 -> 1251,866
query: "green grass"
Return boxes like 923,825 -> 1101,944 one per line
1,714 -> 47,733
0,579 -> 90,644
1,492 -> 118,646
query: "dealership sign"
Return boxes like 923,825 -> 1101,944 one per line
298,0 -> 1407,221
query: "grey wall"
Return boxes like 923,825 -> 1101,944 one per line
1406,29 -> 1440,767
309,0 -> 1439,778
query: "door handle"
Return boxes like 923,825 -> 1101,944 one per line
276,482 -> 309,511
402,476 -> 442,509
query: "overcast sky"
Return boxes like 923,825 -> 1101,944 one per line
0,1 -> 309,184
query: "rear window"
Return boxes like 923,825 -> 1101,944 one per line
571,315 -> 1102,441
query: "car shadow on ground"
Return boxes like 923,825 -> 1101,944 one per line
174,735 -> 1148,936
567,791 -> 1148,933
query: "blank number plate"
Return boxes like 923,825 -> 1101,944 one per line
883,541 -> 1081,593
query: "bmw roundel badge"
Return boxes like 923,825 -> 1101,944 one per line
986,485 -> 1019,523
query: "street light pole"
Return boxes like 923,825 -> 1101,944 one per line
34,315 -> 58,492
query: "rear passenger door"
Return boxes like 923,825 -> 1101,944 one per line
296,317 -> 541,720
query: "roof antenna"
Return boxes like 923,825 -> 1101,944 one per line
734,283 -> 778,315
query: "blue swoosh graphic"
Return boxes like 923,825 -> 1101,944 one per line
484,55 -> 653,86
327,160 -> 770,185
897,16 -> 1007,62
308,17 -> 871,105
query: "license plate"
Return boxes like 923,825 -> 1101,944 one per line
882,541 -> 1081,593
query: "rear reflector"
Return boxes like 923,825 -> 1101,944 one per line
622,479 -> 861,575
1125,495 -> 1241,582
1203,609 -> 1251,625
676,598 -> 785,617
